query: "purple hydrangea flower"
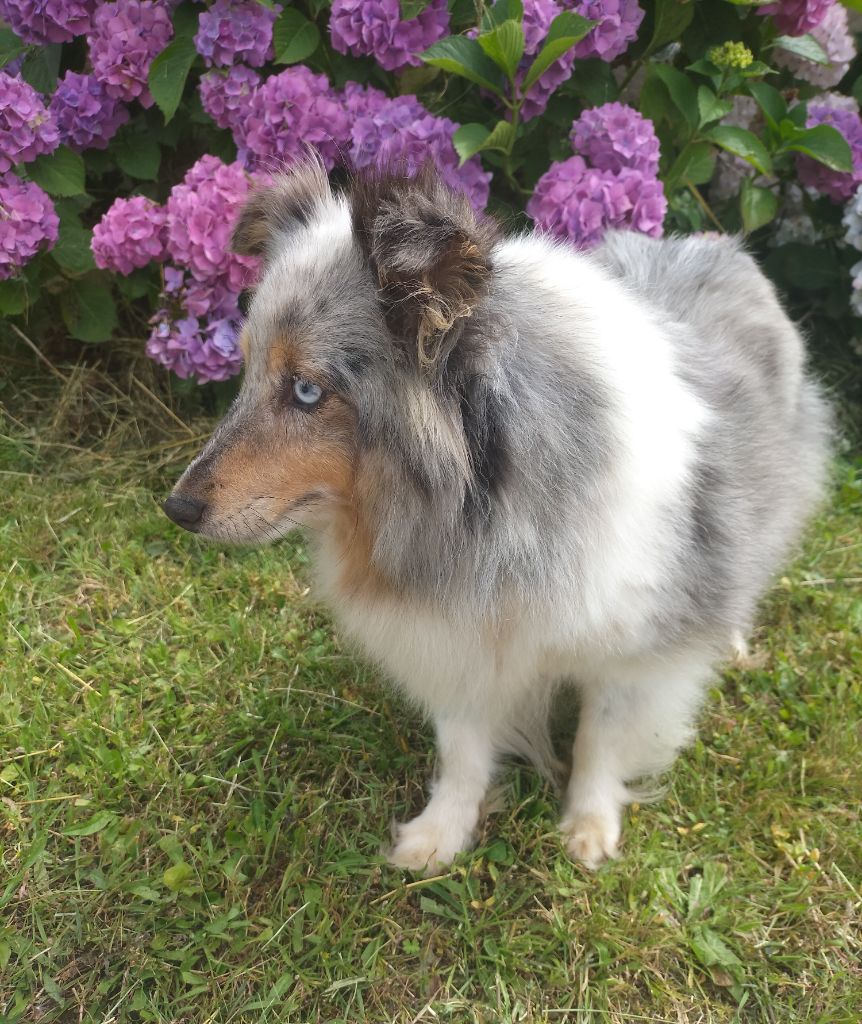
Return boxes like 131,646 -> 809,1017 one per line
570,102 -> 660,176
89,0 -> 173,108
0,72 -> 59,173
566,0 -> 645,62
50,71 -> 129,152
526,155 -> 666,247
0,0 -> 95,45
329,0 -> 449,72
199,65 -> 261,133
146,310 -> 243,383
797,103 -> 862,202
238,66 -> 350,172
194,0 -> 281,68
165,155 -> 261,290
342,79 -> 390,121
758,0 -> 831,36
774,3 -> 855,89
91,195 -> 168,274
348,93 -> 491,210
518,0 -> 576,121
0,172 -> 58,278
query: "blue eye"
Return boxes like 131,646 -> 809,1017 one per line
292,376 -> 323,408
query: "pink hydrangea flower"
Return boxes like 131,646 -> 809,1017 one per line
199,65 -> 261,133
146,309 -> 243,383
329,0 -> 449,72
194,0 -> 281,68
237,66 -> 350,172
50,71 -> 130,152
0,171 -> 58,278
570,102 -> 660,176
0,0 -> 95,45
526,154 -> 666,247
0,71 -> 59,173
758,0 -> 832,36
88,0 -> 173,107
519,0 -> 577,121
349,93 -> 491,210
774,3 -> 855,89
91,195 -> 168,274
797,102 -> 862,202
567,0 -> 645,62
165,155 -> 261,290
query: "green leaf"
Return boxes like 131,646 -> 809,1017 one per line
61,280 -> 118,344
522,12 -> 595,90
740,59 -> 776,78
647,0 -> 695,55
740,179 -> 778,233
0,278 -> 28,316
747,81 -> 787,133
478,20 -> 525,81
26,147 -> 86,197
453,120 -> 515,163
782,124 -> 853,172
114,134 -> 162,181
20,43 -> 60,93
0,27 -> 26,70
148,36 -> 197,124
773,33 -> 829,65
708,125 -> 773,175
650,63 -> 699,132
128,884 -> 163,901
697,86 -> 732,128
162,861 -> 194,891
689,925 -> 745,1001
421,36 -> 505,94
273,8 -> 321,65
62,810 -> 114,837
481,0 -> 523,30
400,0 -> 433,17
51,208 -> 96,276
840,0 -> 862,12
570,58 -> 619,106
669,141 -> 716,186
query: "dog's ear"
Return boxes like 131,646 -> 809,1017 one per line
356,167 -> 498,374
231,159 -> 335,258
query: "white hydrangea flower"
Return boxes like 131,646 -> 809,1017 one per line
774,4 -> 856,89
842,185 -> 862,250
770,185 -> 820,248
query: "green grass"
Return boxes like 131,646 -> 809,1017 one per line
1,364 -> 861,1024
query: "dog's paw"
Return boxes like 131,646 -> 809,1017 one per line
388,813 -> 473,873
560,811 -> 620,870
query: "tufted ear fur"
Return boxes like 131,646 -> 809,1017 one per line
351,165 -> 499,375
231,157 -> 333,258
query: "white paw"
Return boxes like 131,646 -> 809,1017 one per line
388,813 -> 474,873
561,811 -> 621,870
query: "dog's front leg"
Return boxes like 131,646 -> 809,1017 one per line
388,713 -> 496,873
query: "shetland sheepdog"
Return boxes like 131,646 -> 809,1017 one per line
164,158 -> 830,870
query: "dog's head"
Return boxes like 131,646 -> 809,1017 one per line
163,159 -> 500,545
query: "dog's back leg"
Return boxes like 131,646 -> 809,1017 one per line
561,647 -> 715,868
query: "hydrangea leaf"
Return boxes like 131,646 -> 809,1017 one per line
0,27 -> 25,69
273,9 -> 321,65
421,37 -> 505,95
747,82 -> 787,134
114,134 -> 161,182
773,34 -> 830,66
453,120 -> 514,164
26,147 -> 86,197
478,19 -> 525,81
740,179 -> 778,234
650,62 -> 699,132
781,124 -> 853,172
697,86 -> 733,128
148,36 -> 198,125
20,43 -> 60,93
481,0 -> 524,32
522,13 -> 594,91
61,280 -> 118,344
0,279 -> 27,316
400,0 -> 434,17
708,125 -> 773,176
51,206 -> 96,276
646,0 -> 696,56
668,141 -> 716,187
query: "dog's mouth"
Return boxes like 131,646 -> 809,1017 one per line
162,491 -> 325,544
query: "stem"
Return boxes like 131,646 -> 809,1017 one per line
687,182 -> 725,232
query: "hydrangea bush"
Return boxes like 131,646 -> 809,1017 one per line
1,0 -> 862,384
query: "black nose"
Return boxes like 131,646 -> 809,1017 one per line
163,494 -> 207,532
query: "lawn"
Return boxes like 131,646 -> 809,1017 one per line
1,358 -> 860,1024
